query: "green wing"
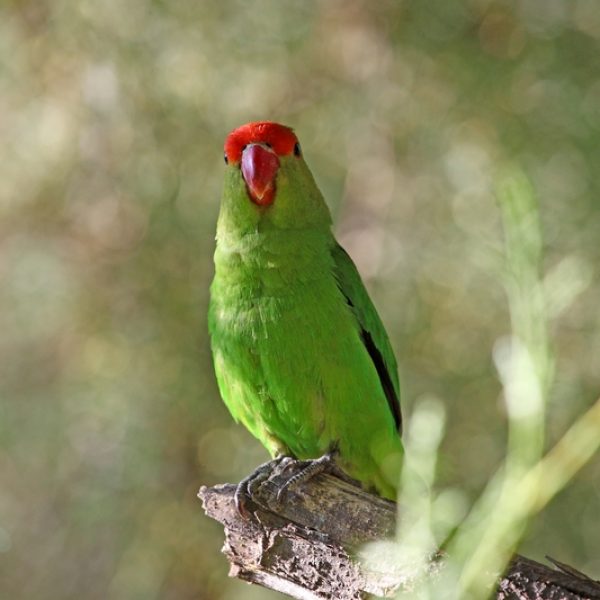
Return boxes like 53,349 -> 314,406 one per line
332,243 -> 402,433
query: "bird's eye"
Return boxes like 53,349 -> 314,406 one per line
293,142 -> 302,157
265,142 -> 272,148
223,153 -> 229,165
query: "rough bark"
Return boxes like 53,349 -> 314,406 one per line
198,459 -> 600,599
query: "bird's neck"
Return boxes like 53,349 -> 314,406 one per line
213,227 -> 334,292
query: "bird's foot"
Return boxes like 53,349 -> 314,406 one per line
275,451 -> 348,505
234,456 -> 289,518
234,452 -> 357,517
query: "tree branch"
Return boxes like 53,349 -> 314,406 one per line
198,459 -> 600,599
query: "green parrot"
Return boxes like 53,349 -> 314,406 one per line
209,121 -> 403,505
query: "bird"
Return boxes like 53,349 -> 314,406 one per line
208,121 -> 403,511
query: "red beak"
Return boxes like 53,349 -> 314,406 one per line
241,144 -> 280,206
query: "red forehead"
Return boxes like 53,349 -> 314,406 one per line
224,121 -> 298,164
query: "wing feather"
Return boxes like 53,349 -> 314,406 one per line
332,243 -> 402,433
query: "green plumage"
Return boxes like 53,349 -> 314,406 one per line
209,146 -> 403,499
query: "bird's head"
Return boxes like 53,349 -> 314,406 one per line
219,121 -> 331,236
224,121 -> 301,207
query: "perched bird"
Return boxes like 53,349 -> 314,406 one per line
209,121 -> 403,506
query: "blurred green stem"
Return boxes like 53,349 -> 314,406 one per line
448,168 -> 553,598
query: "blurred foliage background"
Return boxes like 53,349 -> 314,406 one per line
1,1 -> 600,598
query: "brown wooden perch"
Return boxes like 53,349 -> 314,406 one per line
199,459 -> 600,599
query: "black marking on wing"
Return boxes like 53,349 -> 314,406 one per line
343,295 -> 402,434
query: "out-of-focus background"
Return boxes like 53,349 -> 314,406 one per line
1,1 -> 600,598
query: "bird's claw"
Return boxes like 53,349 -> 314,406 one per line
233,480 -> 254,519
234,456 -> 288,519
274,452 -> 337,505
234,452 -> 343,516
